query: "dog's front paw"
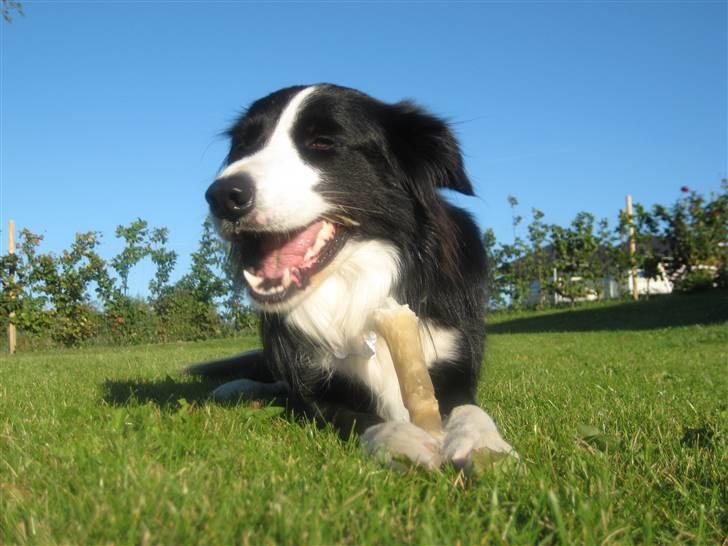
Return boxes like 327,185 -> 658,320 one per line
443,405 -> 518,474
361,421 -> 443,471
211,379 -> 288,402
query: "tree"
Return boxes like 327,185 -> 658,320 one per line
494,195 -> 531,307
618,203 -> 663,296
0,229 -> 50,335
154,218 -> 228,340
2,0 -> 23,23
654,182 -> 727,278
482,228 -> 506,309
525,208 -> 550,307
631,180 -> 728,292
111,218 -> 150,295
546,212 -> 615,305
148,227 -> 177,303
27,232 -> 109,346
178,217 -> 227,306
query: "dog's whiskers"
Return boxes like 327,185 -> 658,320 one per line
317,196 -> 377,216
324,214 -> 361,227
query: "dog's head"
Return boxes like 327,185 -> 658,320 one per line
206,84 -> 473,311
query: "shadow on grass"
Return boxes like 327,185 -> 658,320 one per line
102,375 -> 227,409
101,376 -> 328,433
102,375 -> 292,413
488,291 -> 728,334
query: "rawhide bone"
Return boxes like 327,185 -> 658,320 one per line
371,298 -> 443,436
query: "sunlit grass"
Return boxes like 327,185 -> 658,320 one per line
1,292 -> 726,544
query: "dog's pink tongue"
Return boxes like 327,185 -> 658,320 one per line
259,221 -> 323,279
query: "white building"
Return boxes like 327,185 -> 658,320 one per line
526,264 -> 673,306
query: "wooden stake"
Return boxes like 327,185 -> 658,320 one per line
8,220 -> 17,354
626,195 -> 638,301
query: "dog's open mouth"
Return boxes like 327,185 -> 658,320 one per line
242,220 -> 348,304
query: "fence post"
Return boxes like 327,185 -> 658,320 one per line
625,195 -> 639,301
8,220 -> 17,354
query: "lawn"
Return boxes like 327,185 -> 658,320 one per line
1,292 -> 726,545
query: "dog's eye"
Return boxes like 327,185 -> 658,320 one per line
308,137 -> 335,151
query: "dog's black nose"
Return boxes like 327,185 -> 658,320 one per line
205,174 -> 255,220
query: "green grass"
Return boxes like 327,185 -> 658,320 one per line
1,292 -> 727,545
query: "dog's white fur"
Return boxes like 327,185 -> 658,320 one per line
287,239 -> 401,352
285,238 -> 462,422
220,87 -> 327,233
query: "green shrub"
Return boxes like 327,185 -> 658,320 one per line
155,286 -> 224,341
716,265 -> 728,289
48,303 -> 100,347
100,297 -> 160,345
674,269 -> 715,293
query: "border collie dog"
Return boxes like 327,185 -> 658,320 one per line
189,84 -> 515,469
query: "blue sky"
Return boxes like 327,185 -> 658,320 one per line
1,1 -> 726,297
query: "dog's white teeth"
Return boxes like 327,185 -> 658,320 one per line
307,221 -> 335,262
260,284 -> 284,295
319,221 -> 335,242
252,283 -> 284,296
243,269 -> 264,289
312,239 -> 325,255
245,268 -> 289,297
282,268 -> 292,289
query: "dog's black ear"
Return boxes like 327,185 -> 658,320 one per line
385,101 -> 474,196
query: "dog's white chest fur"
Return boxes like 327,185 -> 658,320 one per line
286,239 -> 461,421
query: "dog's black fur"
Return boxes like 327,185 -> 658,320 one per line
188,84 -> 488,441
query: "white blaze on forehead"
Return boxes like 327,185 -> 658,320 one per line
221,86 -> 327,232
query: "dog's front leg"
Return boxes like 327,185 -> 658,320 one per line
184,349 -> 288,402
210,378 -> 289,402
184,349 -> 273,380
305,400 -> 384,438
